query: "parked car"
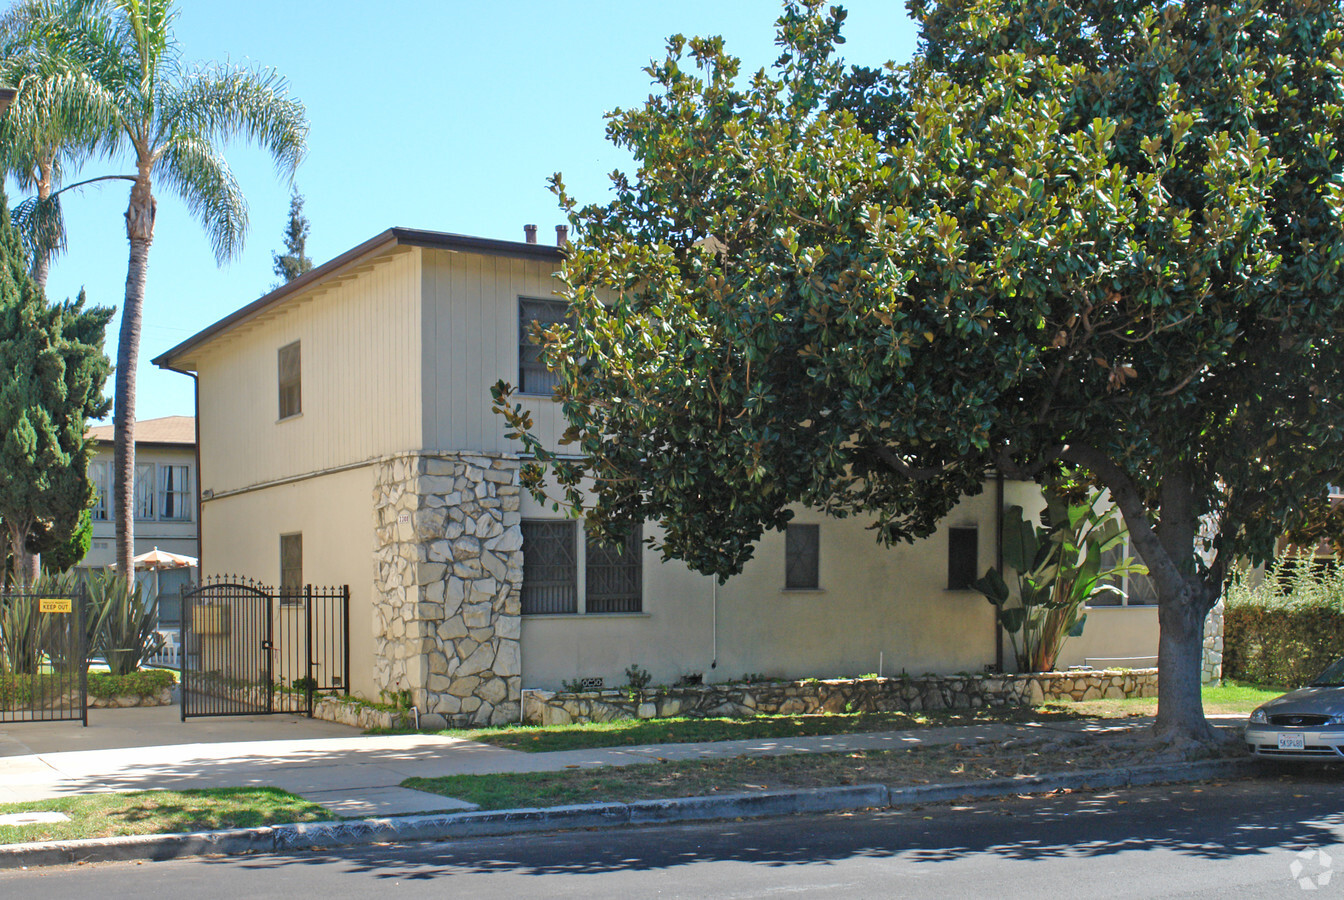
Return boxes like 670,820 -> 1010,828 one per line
1246,658 -> 1344,760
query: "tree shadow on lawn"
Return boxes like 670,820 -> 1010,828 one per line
207,768 -> 1344,881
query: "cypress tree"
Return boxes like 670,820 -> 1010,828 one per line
0,193 -> 111,585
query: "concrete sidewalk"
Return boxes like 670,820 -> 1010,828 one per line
0,706 -> 1246,817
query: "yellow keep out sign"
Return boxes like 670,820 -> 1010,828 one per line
39,597 -> 71,614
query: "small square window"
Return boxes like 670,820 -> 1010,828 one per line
785,524 -> 820,590
947,526 -> 978,590
278,341 -> 301,419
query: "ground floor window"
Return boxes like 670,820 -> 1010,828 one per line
521,520 -> 643,615
521,520 -> 578,614
785,523 -> 820,590
586,526 -> 642,613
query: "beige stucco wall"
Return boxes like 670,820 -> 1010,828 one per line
190,247 -> 422,494
520,488 -> 1003,691
420,248 -> 571,454
198,466 -> 378,700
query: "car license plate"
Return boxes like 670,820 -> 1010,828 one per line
1279,734 -> 1307,751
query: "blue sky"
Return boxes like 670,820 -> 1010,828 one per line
29,1 -> 919,421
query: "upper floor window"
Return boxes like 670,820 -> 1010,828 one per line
785,524 -> 820,590
278,341 -> 302,419
159,465 -> 191,521
90,460 -> 109,520
518,298 -> 570,395
135,462 -> 155,519
1092,538 -> 1158,607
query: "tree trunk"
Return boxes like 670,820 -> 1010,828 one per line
31,160 -> 52,294
7,520 -> 36,588
114,176 -> 156,576
1152,584 -> 1216,742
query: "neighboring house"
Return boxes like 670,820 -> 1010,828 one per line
82,416 -> 199,627
152,226 -> 1158,726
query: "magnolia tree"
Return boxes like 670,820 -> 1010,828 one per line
495,0 -> 1344,745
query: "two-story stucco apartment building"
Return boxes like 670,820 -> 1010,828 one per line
153,227 -> 1158,727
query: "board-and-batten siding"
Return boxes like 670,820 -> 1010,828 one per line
421,248 -> 569,454
194,248 -> 422,493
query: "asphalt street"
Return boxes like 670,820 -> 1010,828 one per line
5,771 -> 1344,898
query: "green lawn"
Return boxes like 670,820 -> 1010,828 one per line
404,731 -> 1244,811
437,680 -> 1280,754
0,788 -> 333,845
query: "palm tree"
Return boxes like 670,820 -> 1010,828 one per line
82,0 -> 307,574
0,0 -> 121,292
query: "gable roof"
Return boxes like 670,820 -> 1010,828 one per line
87,415 -> 195,447
152,227 -> 565,372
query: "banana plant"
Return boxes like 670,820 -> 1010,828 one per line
975,492 -> 1148,672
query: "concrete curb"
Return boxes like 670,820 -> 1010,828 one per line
0,759 -> 1257,870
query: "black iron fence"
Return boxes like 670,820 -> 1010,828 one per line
0,590 -> 87,725
180,576 -> 349,719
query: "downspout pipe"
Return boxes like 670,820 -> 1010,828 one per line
995,471 -> 1005,673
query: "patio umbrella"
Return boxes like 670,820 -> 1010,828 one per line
119,547 -> 199,603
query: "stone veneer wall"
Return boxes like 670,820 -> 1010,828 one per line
373,452 -> 523,728
523,669 -> 1160,726
1202,600 -> 1225,686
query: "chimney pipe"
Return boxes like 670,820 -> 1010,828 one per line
524,224 -> 538,244
555,225 -> 568,247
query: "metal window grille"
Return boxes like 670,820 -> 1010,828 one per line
947,526 -> 977,590
518,298 -> 570,395
134,462 -> 156,519
278,341 -> 301,419
785,524 -> 820,590
521,520 -> 577,614
586,526 -> 642,613
159,464 -> 191,521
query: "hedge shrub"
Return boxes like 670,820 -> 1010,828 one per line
87,669 -> 176,699
1224,562 -> 1344,687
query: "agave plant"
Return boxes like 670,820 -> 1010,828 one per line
974,492 -> 1148,673
0,589 -> 49,674
87,569 -> 161,675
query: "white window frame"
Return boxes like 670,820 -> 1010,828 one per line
158,464 -> 191,521
90,460 -> 109,521
134,462 -> 156,520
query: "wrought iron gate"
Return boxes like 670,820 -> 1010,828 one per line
0,589 -> 87,725
180,578 -> 349,719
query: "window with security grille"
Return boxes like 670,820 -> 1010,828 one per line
278,341 -> 301,419
586,526 -> 642,613
521,520 -> 578,614
518,298 -> 571,395
785,524 -> 820,590
134,463 -> 155,519
159,465 -> 191,521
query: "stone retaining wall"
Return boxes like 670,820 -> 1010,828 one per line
1202,600 -> 1225,686
523,669 -> 1161,726
372,452 -> 523,729
87,686 -> 173,708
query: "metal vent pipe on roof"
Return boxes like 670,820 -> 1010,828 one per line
524,224 -> 538,244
